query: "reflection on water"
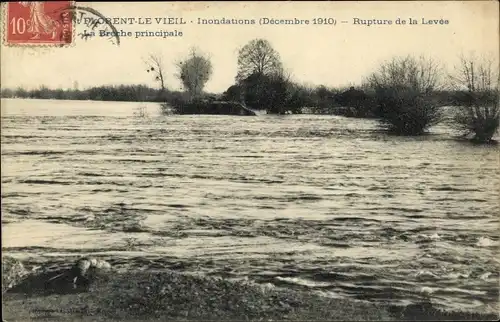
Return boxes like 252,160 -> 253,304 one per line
1,98 -> 499,313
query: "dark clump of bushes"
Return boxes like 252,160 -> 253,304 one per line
333,86 -> 378,118
452,90 -> 499,143
448,55 -> 499,143
232,72 -> 307,114
162,94 -> 256,116
367,56 -> 444,135
373,85 -> 442,135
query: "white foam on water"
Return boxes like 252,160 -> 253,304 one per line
275,276 -> 331,288
479,272 -> 492,280
443,287 -> 487,296
420,286 -> 436,294
447,272 -> 470,279
476,237 -> 497,247
415,270 -> 439,280
430,233 -> 440,240
2,98 -> 499,314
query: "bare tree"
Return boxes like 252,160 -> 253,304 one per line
449,53 -> 499,143
368,55 -> 442,93
450,53 -> 498,93
176,48 -> 213,100
145,54 -> 167,94
236,39 -> 283,81
368,55 -> 443,135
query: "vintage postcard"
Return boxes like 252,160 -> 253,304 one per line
1,1 -> 499,321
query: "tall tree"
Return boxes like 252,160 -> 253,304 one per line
176,48 -> 213,100
236,39 -> 283,81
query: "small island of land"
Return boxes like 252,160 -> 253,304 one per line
165,98 -> 257,116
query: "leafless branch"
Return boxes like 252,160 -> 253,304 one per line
145,54 -> 167,93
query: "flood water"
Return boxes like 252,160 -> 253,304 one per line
1,98 -> 499,313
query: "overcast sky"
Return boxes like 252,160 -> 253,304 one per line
1,1 -> 498,93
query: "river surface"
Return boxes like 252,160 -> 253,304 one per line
1,98 -> 499,313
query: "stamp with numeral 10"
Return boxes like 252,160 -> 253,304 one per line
4,1 -> 73,46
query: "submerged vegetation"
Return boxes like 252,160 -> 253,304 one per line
163,97 -> 256,116
1,38 -> 498,142
367,56 -> 443,135
449,55 -> 500,143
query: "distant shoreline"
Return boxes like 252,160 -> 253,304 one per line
0,85 -> 187,105
0,85 -> 468,110
1,97 -> 160,103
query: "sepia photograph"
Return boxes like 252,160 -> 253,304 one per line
1,1 -> 499,321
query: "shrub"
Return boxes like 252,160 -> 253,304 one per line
261,72 -> 290,114
160,91 -> 191,115
368,55 -> 443,135
375,85 -> 442,135
333,86 -> 378,118
222,84 -> 243,102
238,72 -> 307,114
453,89 -> 499,142
287,85 -> 312,114
449,55 -> 499,143
238,72 -> 281,112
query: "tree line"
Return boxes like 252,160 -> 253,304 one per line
154,38 -> 497,144
227,40 -> 498,143
0,85 -> 178,102
2,38 -> 498,143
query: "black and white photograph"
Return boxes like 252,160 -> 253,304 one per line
1,1 -> 499,321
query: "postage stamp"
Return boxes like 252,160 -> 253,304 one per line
4,1 -> 73,46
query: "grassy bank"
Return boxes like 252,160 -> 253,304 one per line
2,267 -> 498,321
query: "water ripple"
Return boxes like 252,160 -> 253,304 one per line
2,98 -> 499,314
